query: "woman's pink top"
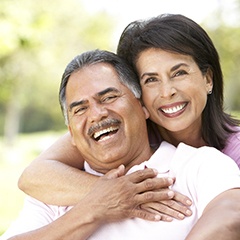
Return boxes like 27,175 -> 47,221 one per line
147,120 -> 240,168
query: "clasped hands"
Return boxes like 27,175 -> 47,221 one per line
81,165 -> 192,224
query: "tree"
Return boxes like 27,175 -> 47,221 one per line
202,0 -> 240,113
0,0 -> 115,144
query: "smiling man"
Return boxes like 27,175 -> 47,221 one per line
2,50 -> 240,240
65,59 -> 152,174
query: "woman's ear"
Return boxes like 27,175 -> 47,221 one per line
205,68 -> 213,92
142,106 -> 150,119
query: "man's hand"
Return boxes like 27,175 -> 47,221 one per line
82,165 -> 177,223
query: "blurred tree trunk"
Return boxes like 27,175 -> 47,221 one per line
3,88 -> 21,146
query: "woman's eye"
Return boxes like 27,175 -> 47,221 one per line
144,77 -> 157,84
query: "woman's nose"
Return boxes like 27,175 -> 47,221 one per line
159,81 -> 176,99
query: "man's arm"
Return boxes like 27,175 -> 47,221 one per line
18,132 -> 192,218
5,166 -> 174,240
186,188 -> 240,240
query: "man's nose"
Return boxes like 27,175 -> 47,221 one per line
88,103 -> 108,123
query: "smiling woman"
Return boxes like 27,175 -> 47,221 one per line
15,14 -> 240,240
117,14 -> 240,156
136,48 -> 212,140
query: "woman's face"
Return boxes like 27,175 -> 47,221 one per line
136,48 -> 213,135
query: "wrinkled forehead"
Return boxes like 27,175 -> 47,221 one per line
66,63 -> 134,102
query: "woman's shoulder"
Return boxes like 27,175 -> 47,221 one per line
222,126 -> 240,167
226,126 -> 240,144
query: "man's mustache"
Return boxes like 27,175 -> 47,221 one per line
87,119 -> 121,136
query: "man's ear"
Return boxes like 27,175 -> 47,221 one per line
68,125 -> 76,146
142,106 -> 150,119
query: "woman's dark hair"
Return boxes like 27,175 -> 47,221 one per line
117,13 -> 239,150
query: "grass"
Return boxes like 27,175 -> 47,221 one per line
0,130 -> 65,235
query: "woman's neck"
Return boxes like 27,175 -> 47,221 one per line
158,125 -> 207,148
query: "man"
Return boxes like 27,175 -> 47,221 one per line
2,50 -> 240,240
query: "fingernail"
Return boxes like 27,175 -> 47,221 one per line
186,210 -> 192,216
178,213 -> 185,219
155,215 -> 161,221
168,191 -> 174,197
186,200 -> 192,205
168,178 -> 174,184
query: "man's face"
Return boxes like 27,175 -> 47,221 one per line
66,62 -> 150,173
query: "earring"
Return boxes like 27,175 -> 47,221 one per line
208,89 -> 212,95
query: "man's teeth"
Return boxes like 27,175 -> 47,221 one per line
93,126 -> 118,139
161,103 -> 186,114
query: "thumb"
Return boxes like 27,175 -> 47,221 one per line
105,164 -> 125,179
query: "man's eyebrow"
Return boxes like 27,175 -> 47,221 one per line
96,87 -> 120,97
68,87 -> 120,112
68,99 -> 87,112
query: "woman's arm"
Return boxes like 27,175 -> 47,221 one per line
186,188 -> 240,240
18,132 -> 97,206
6,167 -> 172,240
18,132 -> 192,218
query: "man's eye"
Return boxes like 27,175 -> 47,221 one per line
174,70 -> 187,77
74,107 -> 87,115
102,95 -> 117,103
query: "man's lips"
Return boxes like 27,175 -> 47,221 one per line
88,119 -> 121,141
93,126 -> 119,140
159,102 -> 188,116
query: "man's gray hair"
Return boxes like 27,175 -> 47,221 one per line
59,49 -> 142,125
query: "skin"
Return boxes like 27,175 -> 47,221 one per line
136,48 -> 213,148
66,63 -> 152,173
8,61 -> 240,240
7,62 -> 192,239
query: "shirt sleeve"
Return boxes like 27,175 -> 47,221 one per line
0,196 -> 60,240
194,146 -> 240,216
222,128 -> 240,168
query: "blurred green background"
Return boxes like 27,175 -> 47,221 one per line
1,0 -> 240,235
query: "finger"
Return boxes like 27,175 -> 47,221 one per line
158,200 -> 192,218
140,202 -> 181,220
104,165 -> 126,179
131,208 -> 161,222
139,205 -> 174,222
126,168 -> 159,183
136,177 -> 174,194
173,191 -> 192,206
135,189 -> 175,205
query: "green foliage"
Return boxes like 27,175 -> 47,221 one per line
0,0 -> 115,138
202,5 -> 240,112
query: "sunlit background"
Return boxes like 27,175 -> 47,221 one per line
0,0 -> 240,235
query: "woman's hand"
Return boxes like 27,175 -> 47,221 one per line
140,190 -> 192,221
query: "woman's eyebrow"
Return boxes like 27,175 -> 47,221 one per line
140,72 -> 158,80
171,63 -> 189,71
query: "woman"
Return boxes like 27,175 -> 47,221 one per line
18,14 -> 240,218
117,13 -> 240,161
